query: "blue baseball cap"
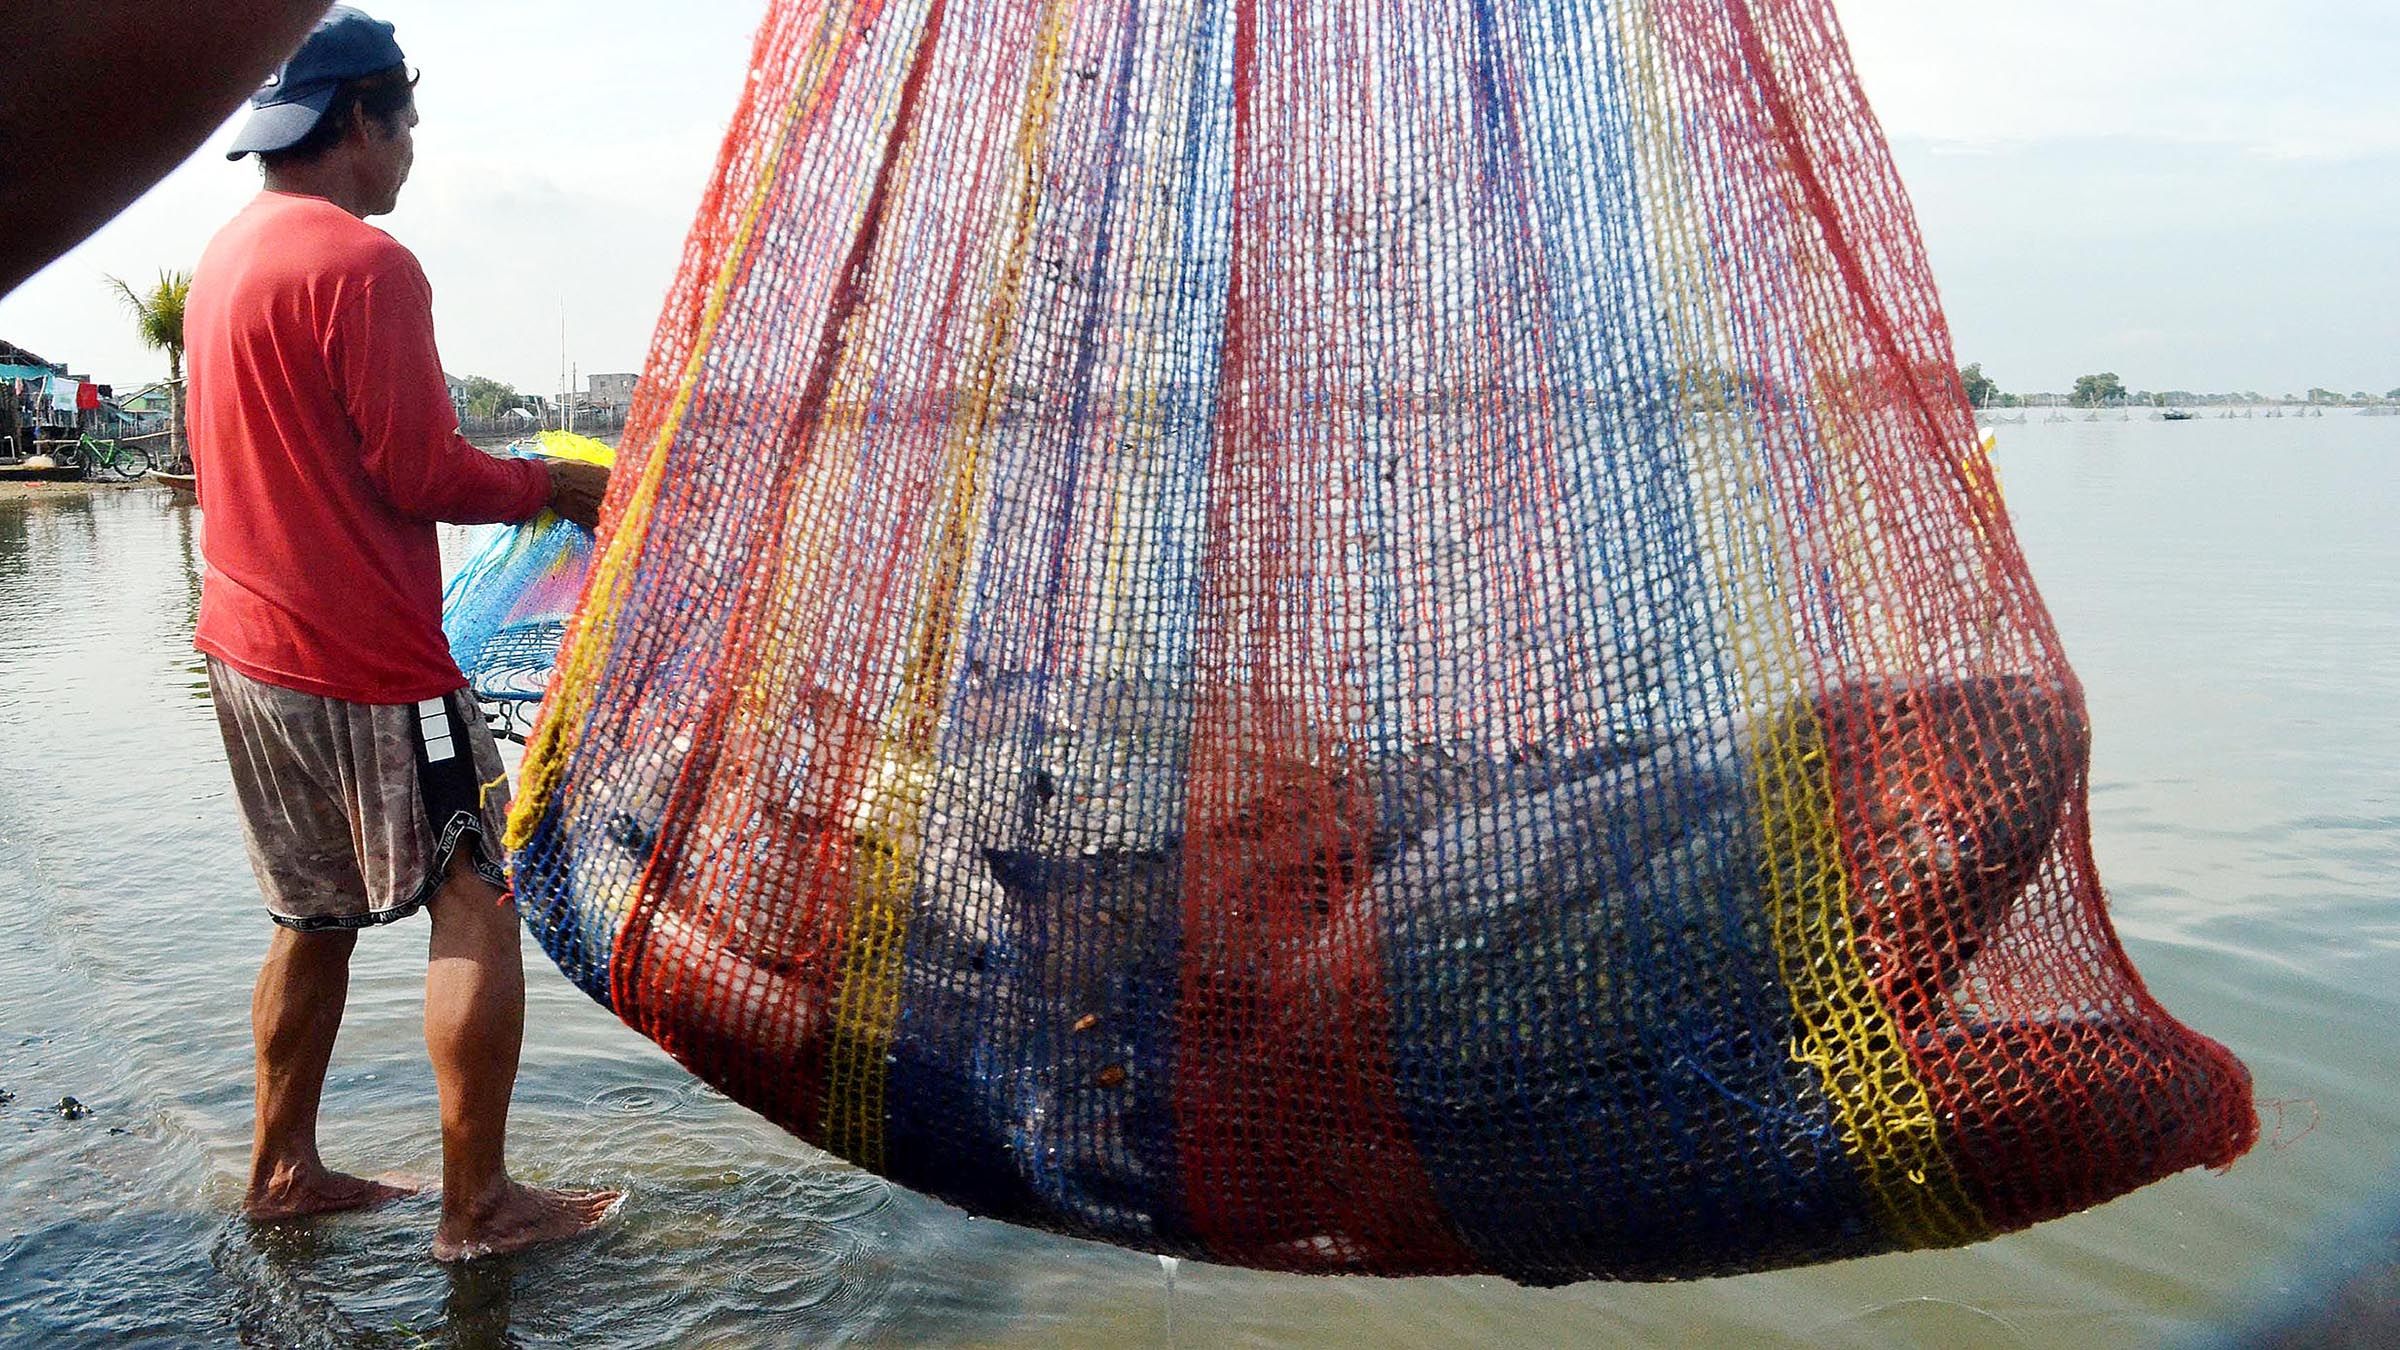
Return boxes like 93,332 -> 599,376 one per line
226,6 -> 408,160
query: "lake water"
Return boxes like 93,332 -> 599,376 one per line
2,414 -> 2395,1347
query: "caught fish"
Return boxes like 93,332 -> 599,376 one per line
1364,674 -> 2085,1280
554,671 -> 2225,1282
886,676 -> 2094,1270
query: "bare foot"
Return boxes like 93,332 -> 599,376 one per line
246,1165 -> 422,1220
433,1180 -> 623,1262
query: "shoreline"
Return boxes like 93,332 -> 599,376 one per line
2,431 -> 617,498
0,476 -> 158,496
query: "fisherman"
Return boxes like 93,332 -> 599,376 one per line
184,7 -> 619,1260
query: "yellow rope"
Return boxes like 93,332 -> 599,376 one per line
821,0 -> 1079,1169
1618,4 -> 1984,1248
506,1 -> 870,853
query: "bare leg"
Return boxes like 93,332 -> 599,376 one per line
246,924 -> 416,1218
425,850 -> 619,1261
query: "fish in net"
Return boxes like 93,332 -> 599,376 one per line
496,0 -> 2255,1283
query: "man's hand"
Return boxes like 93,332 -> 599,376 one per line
544,458 -> 611,530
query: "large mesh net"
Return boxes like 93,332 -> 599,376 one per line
501,0 -> 2256,1283
443,432 -> 615,740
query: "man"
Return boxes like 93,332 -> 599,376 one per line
185,7 -> 621,1261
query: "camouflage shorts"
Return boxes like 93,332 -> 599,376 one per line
207,658 -> 510,931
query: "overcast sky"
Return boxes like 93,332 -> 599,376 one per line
3,1 -> 2392,399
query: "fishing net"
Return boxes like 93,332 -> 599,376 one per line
442,432 -> 615,741
503,0 -> 2256,1283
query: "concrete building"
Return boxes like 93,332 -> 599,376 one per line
587,372 -> 638,411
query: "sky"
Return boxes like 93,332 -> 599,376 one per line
2,0 -> 2393,400
1840,0 -> 2400,397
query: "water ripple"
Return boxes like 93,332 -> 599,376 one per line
587,1082 -> 686,1118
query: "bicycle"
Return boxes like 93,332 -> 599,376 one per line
71,432 -> 151,481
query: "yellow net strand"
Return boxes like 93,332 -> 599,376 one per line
820,0 -> 1080,1168
507,0 -> 881,854
1620,3 -> 1983,1248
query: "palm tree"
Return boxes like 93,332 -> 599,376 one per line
107,269 -> 192,472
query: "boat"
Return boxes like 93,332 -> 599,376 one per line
151,470 -> 196,495
2161,409 -> 2198,422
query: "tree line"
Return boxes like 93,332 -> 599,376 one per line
1961,363 -> 2400,410
457,375 -> 543,420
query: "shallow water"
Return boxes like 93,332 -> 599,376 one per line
2,414 -> 2395,1347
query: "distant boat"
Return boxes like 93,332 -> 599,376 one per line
2161,409 -> 2198,422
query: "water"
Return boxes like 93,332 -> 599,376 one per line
2,414 -> 2396,1346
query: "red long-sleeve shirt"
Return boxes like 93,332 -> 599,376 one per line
188,191 -> 550,704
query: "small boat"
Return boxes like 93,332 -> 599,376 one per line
152,470 -> 197,496
2161,409 -> 2198,422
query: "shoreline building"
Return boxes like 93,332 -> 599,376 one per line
2,339 -> 123,464
587,372 -> 638,414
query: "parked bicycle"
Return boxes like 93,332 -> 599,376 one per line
71,432 -> 151,481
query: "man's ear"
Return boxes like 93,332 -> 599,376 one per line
362,103 -> 411,145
